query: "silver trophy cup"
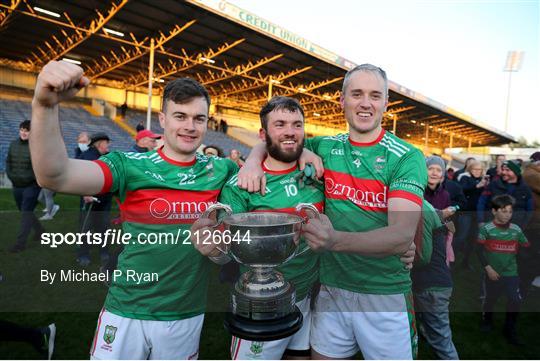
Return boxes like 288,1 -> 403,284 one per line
202,202 -> 320,341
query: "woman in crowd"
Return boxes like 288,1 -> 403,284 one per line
456,160 -> 489,269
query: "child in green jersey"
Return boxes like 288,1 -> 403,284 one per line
477,194 -> 530,345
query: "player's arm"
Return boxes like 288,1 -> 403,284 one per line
30,60 -> 104,195
237,143 -> 267,194
303,197 -> 421,256
237,140 -> 323,194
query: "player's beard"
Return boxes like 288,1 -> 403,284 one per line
265,133 -> 304,163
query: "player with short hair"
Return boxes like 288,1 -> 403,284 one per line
239,64 -> 427,359
30,60 -> 237,359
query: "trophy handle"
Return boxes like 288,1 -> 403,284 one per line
295,203 -> 320,222
294,203 -> 321,256
200,202 -> 233,255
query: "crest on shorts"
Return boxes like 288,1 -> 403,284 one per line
103,325 -> 117,344
250,341 -> 264,355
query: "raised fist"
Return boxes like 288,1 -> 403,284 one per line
33,60 -> 90,108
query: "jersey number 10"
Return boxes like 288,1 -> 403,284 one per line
284,184 -> 298,197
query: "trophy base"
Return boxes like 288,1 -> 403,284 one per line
224,306 -> 303,342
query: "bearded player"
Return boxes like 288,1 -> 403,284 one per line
196,96 -> 323,360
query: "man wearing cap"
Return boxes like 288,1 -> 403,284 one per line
76,132 -> 112,266
132,129 -> 160,153
477,160 -> 533,229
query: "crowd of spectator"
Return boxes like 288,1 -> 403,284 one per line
416,152 -> 539,350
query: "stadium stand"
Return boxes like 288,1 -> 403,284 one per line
0,99 -> 134,172
1,98 -> 251,173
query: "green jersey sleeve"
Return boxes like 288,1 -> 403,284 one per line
304,136 -> 325,154
95,151 -> 127,195
477,225 -> 488,243
388,148 -> 427,206
516,227 -> 530,247
415,200 -> 439,266
223,158 -> 240,178
219,176 -> 249,214
424,201 -> 443,229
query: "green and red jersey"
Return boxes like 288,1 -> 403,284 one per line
478,221 -> 530,276
219,162 -> 325,300
305,129 -> 427,294
95,149 -> 237,320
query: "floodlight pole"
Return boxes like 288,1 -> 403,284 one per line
502,51 -> 524,133
146,38 -> 155,131
504,71 -> 513,132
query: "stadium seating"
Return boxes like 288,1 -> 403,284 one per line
0,99 -> 134,171
1,98 -> 251,173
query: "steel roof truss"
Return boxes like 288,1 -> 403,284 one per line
0,0 -> 22,29
31,0 -> 129,66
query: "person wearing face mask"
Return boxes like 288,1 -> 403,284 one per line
74,131 -> 90,159
6,120 -> 46,253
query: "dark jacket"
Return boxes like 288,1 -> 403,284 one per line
74,144 -> 88,159
78,147 -> 113,208
458,173 -> 485,211
523,162 -> 540,232
477,177 -> 534,228
131,144 -> 148,153
454,167 -> 466,181
6,138 -> 36,187
486,166 -> 501,181
444,178 -> 466,210
424,184 -> 451,211
412,191 -> 453,291
412,225 -> 453,291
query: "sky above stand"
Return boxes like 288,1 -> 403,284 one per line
229,0 -> 539,143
